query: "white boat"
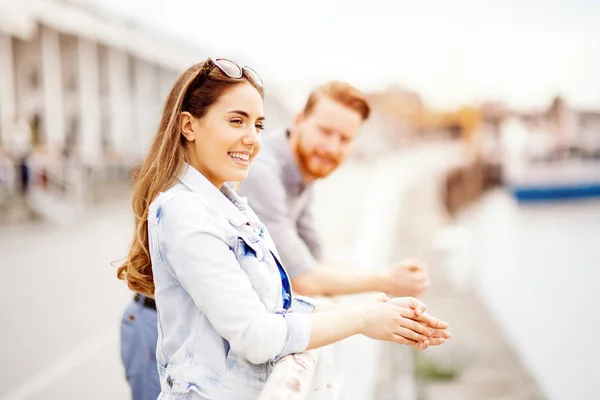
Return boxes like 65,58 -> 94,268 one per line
501,117 -> 600,202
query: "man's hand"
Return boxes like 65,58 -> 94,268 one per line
380,258 -> 430,297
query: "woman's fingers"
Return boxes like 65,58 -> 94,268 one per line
394,326 -> 430,343
427,337 -> 447,346
395,308 -> 434,336
391,333 -> 429,350
420,312 -> 450,330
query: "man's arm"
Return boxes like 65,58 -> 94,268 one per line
292,263 -> 384,296
292,259 -> 429,298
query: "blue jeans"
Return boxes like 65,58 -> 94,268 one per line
120,296 -> 160,400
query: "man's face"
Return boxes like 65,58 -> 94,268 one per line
293,97 -> 363,180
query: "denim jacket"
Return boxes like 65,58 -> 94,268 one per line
148,164 -> 314,399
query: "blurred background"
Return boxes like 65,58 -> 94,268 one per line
0,0 -> 598,399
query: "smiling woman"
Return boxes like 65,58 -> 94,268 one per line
116,57 -> 267,400
115,57 -> 450,400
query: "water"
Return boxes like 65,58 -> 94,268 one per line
456,189 -> 600,400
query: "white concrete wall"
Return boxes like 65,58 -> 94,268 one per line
59,34 -> 80,151
13,34 -> 44,136
0,35 -> 15,145
106,48 -> 133,158
40,26 -> 65,151
77,37 -> 101,163
133,58 -> 160,160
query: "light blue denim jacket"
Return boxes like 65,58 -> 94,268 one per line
148,164 -> 314,399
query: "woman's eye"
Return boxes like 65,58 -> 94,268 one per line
256,124 -> 265,131
230,119 -> 243,125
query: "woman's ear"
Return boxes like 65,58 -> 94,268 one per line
180,112 -> 196,142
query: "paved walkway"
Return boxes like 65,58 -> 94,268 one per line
0,199 -> 133,400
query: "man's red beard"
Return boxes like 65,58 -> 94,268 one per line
296,137 -> 342,180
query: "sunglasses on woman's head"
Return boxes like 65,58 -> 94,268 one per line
190,58 -> 263,92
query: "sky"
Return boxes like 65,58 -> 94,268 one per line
87,0 -> 600,111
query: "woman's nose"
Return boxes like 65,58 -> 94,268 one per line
242,129 -> 260,146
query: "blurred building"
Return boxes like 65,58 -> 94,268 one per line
579,110 -> 600,156
353,85 -> 482,160
545,96 -> 580,154
513,96 -> 600,160
1,1 -> 176,166
0,0 -> 290,169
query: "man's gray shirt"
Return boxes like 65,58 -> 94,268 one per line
237,130 -> 322,279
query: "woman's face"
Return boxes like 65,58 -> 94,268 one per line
181,82 -> 264,188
